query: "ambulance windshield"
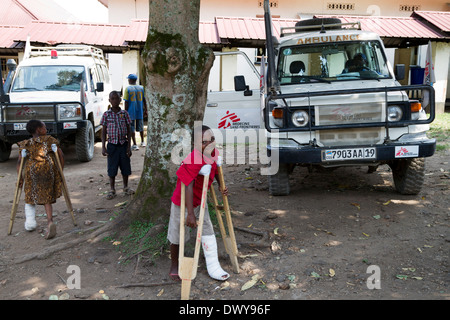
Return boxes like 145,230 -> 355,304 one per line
277,40 -> 391,84
11,66 -> 86,92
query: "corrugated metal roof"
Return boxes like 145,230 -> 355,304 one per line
413,11 -> 450,33
199,21 -> 220,45
0,25 -> 24,48
0,0 -> 80,25
315,15 -> 445,39
0,0 -> 37,25
215,16 -> 298,40
13,20 -> 128,47
124,20 -> 221,45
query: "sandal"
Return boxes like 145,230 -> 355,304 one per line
106,190 -> 116,200
123,187 -> 135,195
45,223 -> 57,240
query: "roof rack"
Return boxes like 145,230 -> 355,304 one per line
27,45 -> 106,65
280,21 -> 361,37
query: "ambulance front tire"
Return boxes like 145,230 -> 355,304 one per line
390,157 -> 425,195
75,121 -> 95,162
268,163 -> 290,196
0,140 -> 12,162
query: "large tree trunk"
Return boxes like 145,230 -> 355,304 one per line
122,0 -> 214,226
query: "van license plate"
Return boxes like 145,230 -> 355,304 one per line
14,123 -> 27,131
322,148 -> 376,161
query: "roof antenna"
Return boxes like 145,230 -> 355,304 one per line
320,17 -> 326,33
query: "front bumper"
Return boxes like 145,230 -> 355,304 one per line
268,136 -> 436,165
0,120 -> 87,144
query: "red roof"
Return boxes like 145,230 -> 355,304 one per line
215,16 -> 298,40
0,25 -> 24,48
125,19 -> 220,45
315,15 -> 445,39
0,0 -> 79,25
2,14 -> 449,53
413,11 -> 450,33
13,20 -> 128,47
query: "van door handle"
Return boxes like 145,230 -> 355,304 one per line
207,103 -> 218,107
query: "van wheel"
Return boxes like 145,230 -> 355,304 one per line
268,163 -> 290,196
0,140 -> 12,162
75,121 -> 95,162
390,158 -> 425,195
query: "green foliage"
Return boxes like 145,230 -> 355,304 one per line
429,113 -> 450,151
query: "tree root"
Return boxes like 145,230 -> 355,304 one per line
11,223 -> 115,264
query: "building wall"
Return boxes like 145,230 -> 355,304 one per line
107,0 -> 449,23
107,0 -> 450,110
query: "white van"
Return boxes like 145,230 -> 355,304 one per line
0,45 -> 111,162
203,14 -> 436,196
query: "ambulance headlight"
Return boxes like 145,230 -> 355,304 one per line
387,105 -> 403,122
292,110 -> 309,127
59,104 -> 82,120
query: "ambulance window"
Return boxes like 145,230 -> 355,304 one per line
89,68 -> 96,92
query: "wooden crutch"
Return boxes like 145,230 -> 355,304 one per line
8,149 -> 27,235
51,144 -> 77,226
210,159 -> 239,273
179,166 -> 210,300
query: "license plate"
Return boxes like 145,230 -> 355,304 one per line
14,123 -> 27,131
322,147 -> 376,161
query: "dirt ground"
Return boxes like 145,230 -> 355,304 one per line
0,135 -> 448,301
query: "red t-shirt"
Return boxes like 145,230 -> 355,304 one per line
171,148 -> 218,208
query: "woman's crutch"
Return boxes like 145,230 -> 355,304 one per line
8,149 -> 27,235
210,157 -> 239,273
51,144 -> 77,226
179,165 -> 211,300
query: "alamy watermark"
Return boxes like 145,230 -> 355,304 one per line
169,122 -> 279,175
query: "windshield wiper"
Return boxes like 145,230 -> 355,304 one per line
308,76 -> 331,84
13,87 -> 39,91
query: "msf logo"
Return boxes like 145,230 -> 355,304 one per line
16,106 -> 37,117
218,111 -> 240,129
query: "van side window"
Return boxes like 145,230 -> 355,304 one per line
89,68 -> 96,92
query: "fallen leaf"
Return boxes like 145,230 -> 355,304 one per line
396,275 -> 408,280
241,274 -> 260,291
271,241 -> 281,252
383,200 -> 391,205
112,241 -> 121,246
372,215 -> 381,220
157,289 -> 164,297
362,232 -> 370,237
274,227 -> 279,235
411,277 -> 423,280
329,268 -> 335,277
310,271 -> 320,278
351,203 -> 360,210
115,201 -> 128,207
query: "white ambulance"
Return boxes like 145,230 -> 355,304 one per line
204,11 -> 435,196
0,45 -> 111,162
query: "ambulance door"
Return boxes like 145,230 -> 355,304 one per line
203,51 -> 262,140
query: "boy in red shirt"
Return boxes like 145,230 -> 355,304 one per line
168,125 -> 230,281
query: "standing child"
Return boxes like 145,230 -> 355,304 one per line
17,120 -> 63,239
101,90 -> 134,200
168,125 -> 230,281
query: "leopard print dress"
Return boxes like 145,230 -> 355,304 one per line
18,135 -> 62,205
